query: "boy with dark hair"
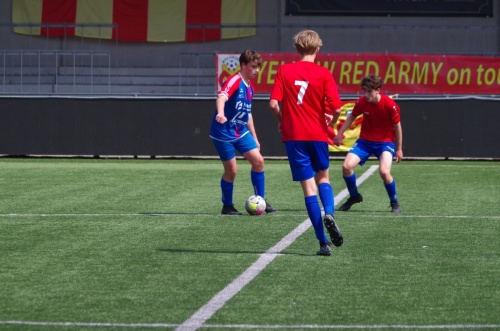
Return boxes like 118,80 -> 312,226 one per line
210,50 -> 276,215
334,74 -> 403,213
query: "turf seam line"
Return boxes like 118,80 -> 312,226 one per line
0,214 -> 498,220
174,165 -> 379,331
207,324 -> 500,329
2,321 -> 500,329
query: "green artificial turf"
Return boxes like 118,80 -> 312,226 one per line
0,158 -> 498,331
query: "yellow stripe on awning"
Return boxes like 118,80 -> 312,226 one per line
12,0 -> 256,42
12,0 -> 42,35
221,0 -> 255,39
148,0 -> 186,42
75,0 -> 113,39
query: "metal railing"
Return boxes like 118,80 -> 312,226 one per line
1,23 -> 498,97
0,50 -> 111,95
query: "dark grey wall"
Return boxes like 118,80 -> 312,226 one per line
0,98 -> 498,158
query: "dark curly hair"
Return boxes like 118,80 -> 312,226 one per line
239,50 -> 263,68
361,74 -> 383,91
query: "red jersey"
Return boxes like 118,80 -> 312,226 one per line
270,61 -> 342,142
352,94 -> 401,143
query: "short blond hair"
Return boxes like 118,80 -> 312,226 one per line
293,30 -> 323,55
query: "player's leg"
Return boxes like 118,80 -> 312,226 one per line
315,147 -> 344,247
317,171 -> 334,215
315,169 -> 343,248
301,178 -> 332,252
379,150 -> 401,212
220,158 -> 241,215
240,136 -> 276,213
285,141 -> 335,254
338,152 -> 364,211
310,141 -> 335,216
213,139 -> 241,215
342,152 -> 362,195
242,148 -> 265,196
378,150 -> 394,185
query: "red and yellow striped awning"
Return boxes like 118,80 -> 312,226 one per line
12,0 -> 256,42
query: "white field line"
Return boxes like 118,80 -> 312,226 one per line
339,215 -> 500,220
0,213 -> 213,217
174,165 -> 379,331
0,321 -> 177,328
205,324 -> 500,329
0,214 -> 498,220
2,321 -> 500,330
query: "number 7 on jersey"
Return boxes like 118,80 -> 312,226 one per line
295,80 -> 309,104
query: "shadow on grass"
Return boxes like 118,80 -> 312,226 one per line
138,211 -> 308,217
156,248 -> 315,257
138,212 -> 218,216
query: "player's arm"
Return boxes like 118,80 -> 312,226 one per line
215,76 -> 240,124
215,95 -> 228,124
394,121 -> 403,163
246,113 -> 260,150
325,91 -> 342,126
333,114 -> 355,146
326,107 -> 341,127
269,66 -> 283,133
269,99 -> 281,121
269,98 -> 282,133
324,77 -> 342,127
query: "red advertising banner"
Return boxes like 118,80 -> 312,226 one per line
216,53 -> 500,95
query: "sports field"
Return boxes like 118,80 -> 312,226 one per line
0,158 -> 499,331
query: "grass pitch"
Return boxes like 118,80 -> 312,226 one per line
0,158 -> 499,331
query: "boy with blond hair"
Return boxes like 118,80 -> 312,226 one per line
269,30 -> 343,255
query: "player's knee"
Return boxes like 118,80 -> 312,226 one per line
224,173 -> 236,182
251,157 -> 265,171
379,169 -> 392,181
224,167 -> 237,180
342,164 -> 354,176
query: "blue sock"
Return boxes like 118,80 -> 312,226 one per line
251,170 -> 265,198
318,182 -> 334,215
221,178 -> 234,206
344,174 -> 359,197
305,195 -> 329,244
384,180 -> 398,203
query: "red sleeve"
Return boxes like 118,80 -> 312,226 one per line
392,103 -> 401,124
270,66 -> 284,101
324,73 -> 342,112
219,74 -> 241,100
385,96 -> 401,124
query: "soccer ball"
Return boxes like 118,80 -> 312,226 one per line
245,195 -> 266,216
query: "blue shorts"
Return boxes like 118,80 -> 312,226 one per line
285,141 -> 330,181
212,133 -> 258,161
349,139 -> 396,166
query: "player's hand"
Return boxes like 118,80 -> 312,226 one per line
395,150 -> 403,163
333,135 -> 342,146
216,114 -> 227,124
325,113 -> 334,126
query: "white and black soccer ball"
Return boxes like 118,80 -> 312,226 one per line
245,195 -> 266,216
